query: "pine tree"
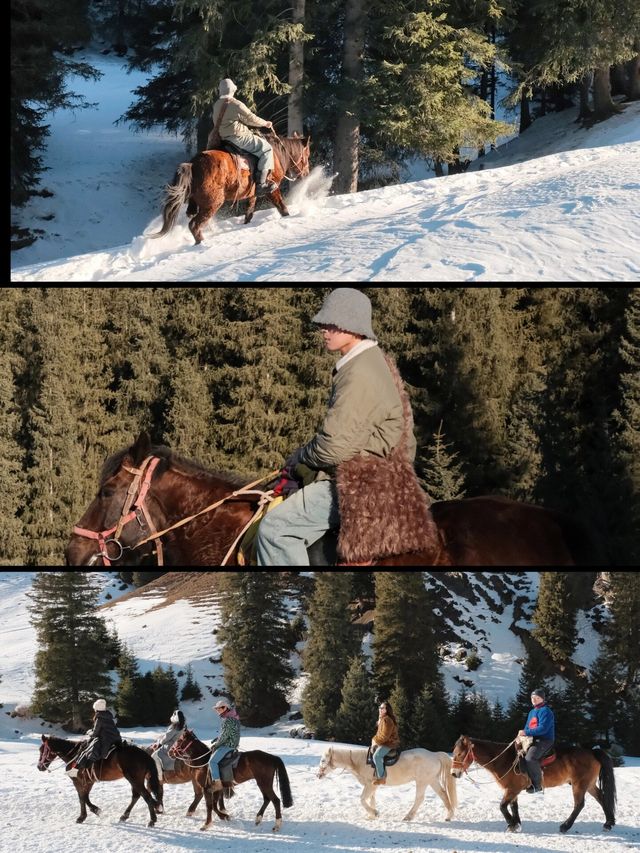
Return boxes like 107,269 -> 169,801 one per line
420,423 -> 467,501
333,655 -> 377,745
181,664 -> 203,701
0,350 -> 26,564
606,573 -> 640,692
532,572 -> 578,665
388,679 -> 412,747
28,572 -> 114,729
220,573 -> 293,726
373,572 -> 439,701
412,682 -> 451,751
588,647 -> 621,745
302,572 -> 360,739
151,665 -> 180,722
506,647 -> 551,734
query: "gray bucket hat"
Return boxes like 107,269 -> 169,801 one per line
219,78 -> 237,97
312,288 -> 377,341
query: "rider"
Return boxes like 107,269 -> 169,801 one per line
67,698 -> 122,778
371,700 -> 400,785
211,78 -> 277,193
151,708 -> 187,781
256,287 -> 425,567
518,688 -> 555,794
209,698 -> 241,791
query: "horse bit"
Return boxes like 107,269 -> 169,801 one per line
73,455 -> 165,567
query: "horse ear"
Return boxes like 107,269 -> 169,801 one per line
131,431 -> 152,466
42,734 -> 47,742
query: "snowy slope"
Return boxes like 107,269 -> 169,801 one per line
10,49 -> 640,282
1,571 -> 638,853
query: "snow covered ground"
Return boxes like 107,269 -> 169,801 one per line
1,571 -> 638,852
10,52 -> 640,281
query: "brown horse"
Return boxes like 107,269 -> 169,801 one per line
65,431 -> 602,567
451,735 -> 616,834
154,132 -> 311,244
169,728 -> 293,832
144,743 -> 214,819
37,734 -> 163,826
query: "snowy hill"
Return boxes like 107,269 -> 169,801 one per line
1,570 -> 639,852
10,51 -> 640,282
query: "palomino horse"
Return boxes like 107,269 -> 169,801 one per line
37,734 -> 163,826
65,431 -> 602,567
153,132 -> 311,244
317,745 -> 457,822
169,729 -> 293,832
451,735 -> 617,834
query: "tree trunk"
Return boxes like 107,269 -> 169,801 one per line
489,26 -> 496,120
577,72 -> 593,120
519,90 -> 532,133
592,64 -> 620,119
610,62 -> 628,96
288,0 -> 305,136
626,54 -> 640,100
332,0 -> 365,194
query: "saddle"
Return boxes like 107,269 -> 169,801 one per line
366,746 -> 401,769
218,749 -> 241,785
516,736 -> 556,778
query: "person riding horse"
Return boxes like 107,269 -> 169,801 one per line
67,698 -> 122,777
371,700 -> 401,785
211,78 -> 276,193
209,698 -> 241,791
517,688 -> 556,794
151,708 -> 187,781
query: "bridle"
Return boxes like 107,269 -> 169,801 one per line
38,738 -> 82,771
169,731 -> 211,769
451,740 -> 476,775
72,455 -> 165,567
317,747 -> 334,778
284,147 -> 309,181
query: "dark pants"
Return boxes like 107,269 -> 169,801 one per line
525,739 -> 554,789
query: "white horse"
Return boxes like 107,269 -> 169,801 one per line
317,745 -> 457,822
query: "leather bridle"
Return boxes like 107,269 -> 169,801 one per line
72,455 -> 164,566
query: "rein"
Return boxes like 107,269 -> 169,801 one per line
170,736 -> 212,769
453,739 -> 519,785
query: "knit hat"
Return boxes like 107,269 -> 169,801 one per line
312,288 -> 377,341
93,698 -> 107,712
219,78 -> 237,98
214,699 -> 231,710
531,688 -> 546,701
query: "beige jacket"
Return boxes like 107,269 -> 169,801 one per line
212,97 -> 270,145
300,345 -> 416,478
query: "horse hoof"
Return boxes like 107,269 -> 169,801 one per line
147,820 -> 156,828
604,824 -> 613,832
186,811 -> 195,818
200,825 -> 209,832
506,825 -> 521,834
76,817 -> 86,824
119,816 -> 128,823
560,825 -> 570,834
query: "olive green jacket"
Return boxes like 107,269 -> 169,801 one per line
300,345 -> 417,478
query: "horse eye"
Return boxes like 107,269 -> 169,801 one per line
100,487 -> 115,499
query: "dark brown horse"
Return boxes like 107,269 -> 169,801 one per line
37,734 -> 163,826
169,728 -> 293,832
451,735 -> 616,834
144,743 -> 213,818
65,431 -> 602,567
154,132 -> 311,244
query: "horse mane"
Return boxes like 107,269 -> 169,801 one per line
100,444 -> 248,491
267,133 -> 306,170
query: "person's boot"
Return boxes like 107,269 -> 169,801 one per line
210,779 -> 223,792
257,170 -> 277,194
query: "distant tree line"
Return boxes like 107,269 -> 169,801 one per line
27,571 -> 640,755
11,0 -> 640,241
1,287 -> 638,566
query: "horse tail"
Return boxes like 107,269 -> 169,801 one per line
139,746 -> 163,809
440,753 -> 458,815
153,162 -> 192,237
275,756 -> 293,808
593,746 -> 617,824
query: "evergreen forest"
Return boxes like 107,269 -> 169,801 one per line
0,286 -> 637,567
11,0 -> 640,228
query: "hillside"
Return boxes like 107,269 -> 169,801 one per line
10,49 -> 640,281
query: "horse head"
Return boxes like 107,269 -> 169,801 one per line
65,431 -> 168,567
317,746 -> 334,779
451,735 -> 475,778
38,735 -> 55,771
169,728 -> 198,760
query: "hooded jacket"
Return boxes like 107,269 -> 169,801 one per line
212,97 -> 271,145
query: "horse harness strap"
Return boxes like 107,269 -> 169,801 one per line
73,455 -> 164,566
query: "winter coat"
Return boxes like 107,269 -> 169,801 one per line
155,722 -> 184,750
213,713 -> 241,750
524,704 -> 555,741
300,344 -> 415,476
79,710 -> 122,764
332,352 -> 441,564
212,97 -> 271,145
373,715 -> 400,749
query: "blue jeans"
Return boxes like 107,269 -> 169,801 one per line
373,745 -> 391,779
256,480 -> 339,567
209,746 -> 233,781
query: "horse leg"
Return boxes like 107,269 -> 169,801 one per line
560,783 -> 587,834
361,783 -> 379,819
85,782 -> 101,817
403,782 -> 427,822
73,780 -> 89,823
255,795 -> 269,826
500,792 -> 521,833
188,190 -> 224,245
244,195 -> 257,225
186,779 -> 204,817
430,777 -> 454,822
200,784 -> 215,831
120,790 -> 140,822
587,780 -> 615,830
269,188 -> 290,218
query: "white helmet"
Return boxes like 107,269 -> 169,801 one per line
93,699 -> 107,712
